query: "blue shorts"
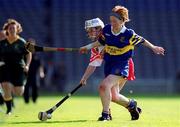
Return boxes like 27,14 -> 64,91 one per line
104,60 -> 129,78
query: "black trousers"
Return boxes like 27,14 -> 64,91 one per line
23,78 -> 38,103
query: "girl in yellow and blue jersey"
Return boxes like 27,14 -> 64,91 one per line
80,5 -> 165,121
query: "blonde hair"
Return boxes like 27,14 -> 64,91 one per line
112,5 -> 130,22
3,19 -> 22,34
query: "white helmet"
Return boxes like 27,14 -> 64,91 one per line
85,18 -> 104,30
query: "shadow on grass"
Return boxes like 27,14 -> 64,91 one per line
9,120 -> 88,124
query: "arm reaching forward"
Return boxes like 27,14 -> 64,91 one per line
142,40 -> 165,55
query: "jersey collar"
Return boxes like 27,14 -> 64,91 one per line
111,25 -> 126,36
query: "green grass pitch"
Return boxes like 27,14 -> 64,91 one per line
0,95 -> 179,127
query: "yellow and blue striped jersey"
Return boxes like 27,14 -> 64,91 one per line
98,24 -> 145,62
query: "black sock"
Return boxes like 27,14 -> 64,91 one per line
0,94 -> 4,105
12,99 -> 15,107
127,99 -> 136,110
5,100 -> 12,114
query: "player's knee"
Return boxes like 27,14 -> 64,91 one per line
99,85 -> 105,93
14,89 -> 24,96
16,91 -> 23,96
99,83 -> 110,92
111,94 -> 118,102
2,92 -> 12,101
14,86 -> 24,96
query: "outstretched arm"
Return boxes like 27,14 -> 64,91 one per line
25,39 -> 79,53
142,40 -> 165,55
79,41 -> 102,53
80,65 -> 97,85
24,52 -> 32,73
80,46 -> 104,85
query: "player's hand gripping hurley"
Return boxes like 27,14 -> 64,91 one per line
25,40 -> 79,53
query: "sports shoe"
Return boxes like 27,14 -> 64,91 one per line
6,109 -> 12,115
109,113 -> 112,120
127,99 -> 141,120
109,108 -> 112,120
137,107 -> 142,114
98,112 -> 111,121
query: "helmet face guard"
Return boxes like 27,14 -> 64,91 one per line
86,27 -> 101,41
85,18 -> 104,41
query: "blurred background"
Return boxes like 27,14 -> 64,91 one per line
0,0 -> 180,95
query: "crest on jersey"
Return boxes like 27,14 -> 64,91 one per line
120,36 -> 125,43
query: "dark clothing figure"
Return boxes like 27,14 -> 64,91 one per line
0,38 -> 29,86
175,71 -> 180,93
52,63 -> 67,92
23,54 -> 43,103
0,93 -> 4,105
0,37 -> 30,114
